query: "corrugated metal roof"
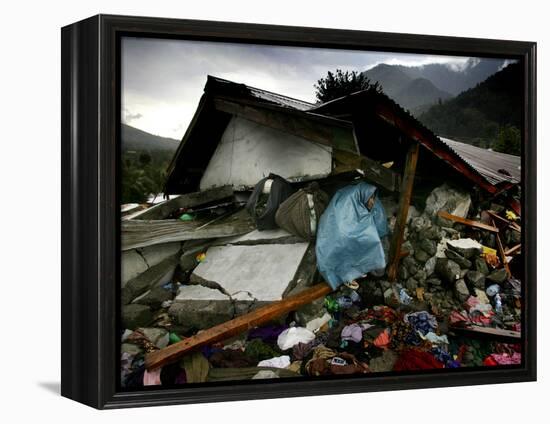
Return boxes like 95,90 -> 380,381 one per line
167,76 -> 521,195
208,76 -> 315,111
310,88 -> 521,191
247,86 -> 315,111
440,137 -> 521,185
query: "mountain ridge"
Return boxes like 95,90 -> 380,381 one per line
363,58 -> 508,114
121,123 -> 179,152
417,62 -> 522,150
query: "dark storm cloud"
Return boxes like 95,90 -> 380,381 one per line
120,36 -> 497,139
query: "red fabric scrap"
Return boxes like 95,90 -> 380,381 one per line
483,356 -> 499,366
393,349 -> 444,371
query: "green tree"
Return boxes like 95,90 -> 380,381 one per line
314,69 -> 382,103
121,149 -> 173,204
493,125 -> 521,155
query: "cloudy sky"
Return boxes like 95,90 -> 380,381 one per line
121,37 -> 483,140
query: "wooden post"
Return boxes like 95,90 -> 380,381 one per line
492,218 -> 512,278
145,282 -> 333,370
387,142 -> 419,282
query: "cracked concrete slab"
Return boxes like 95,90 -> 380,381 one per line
139,242 -> 181,268
190,243 -> 310,301
121,250 -> 148,288
175,284 -> 231,301
169,285 -> 235,332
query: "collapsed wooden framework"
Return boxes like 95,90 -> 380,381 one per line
130,77 -> 522,369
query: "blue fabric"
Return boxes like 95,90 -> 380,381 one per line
316,182 -> 388,289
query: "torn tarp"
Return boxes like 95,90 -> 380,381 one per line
315,181 -> 388,289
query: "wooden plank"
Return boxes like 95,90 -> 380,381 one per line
332,149 -> 401,192
486,210 -> 511,226
510,222 -> 522,233
437,211 -> 499,233
128,186 -> 234,221
374,102 -> 499,195
387,142 -> 419,281
451,325 -> 520,343
145,282 -> 333,370
121,208 -> 255,250
505,244 -> 521,255
486,210 -> 521,233
492,218 -> 512,278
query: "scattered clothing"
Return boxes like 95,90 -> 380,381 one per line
419,332 -> 449,346
393,349 -> 445,371
404,311 -> 438,335
252,370 -> 280,379
143,368 -> 162,386
306,313 -> 332,333
277,327 -> 316,350
181,352 -> 210,383
341,324 -> 364,343
487,352 -> 521,365
257,355 -> 291,369
247,325 -> 287,345
245,339 -> 281,362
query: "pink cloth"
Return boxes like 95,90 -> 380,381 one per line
449,310 -> 469,325
341,324 -> 363,343
143,368 -> 162,386
489,352 -> 521,365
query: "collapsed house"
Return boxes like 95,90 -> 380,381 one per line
120,76 -> 522,386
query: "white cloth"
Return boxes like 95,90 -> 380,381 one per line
419,331 -> 449,345
257,355 -> 291,369
252,370 -> 279,379
306,313 -> 332,333
277,327 -> 316,350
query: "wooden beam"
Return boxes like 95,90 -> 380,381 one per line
510,222 -> 522,233
126,186 -> 234,221
486,210 -> 512,226
387,142 -> 419,281
122,208 -> 255,250
214,98 -> 357,152
374,102 -> 498,195
492,218 -> 512,278
437,211 -> 499,233
505,244 -> 521,255
145,282 -> 333,370
332,149 -> 401,192
486,210 -> 521,233
450,325 -> 520,343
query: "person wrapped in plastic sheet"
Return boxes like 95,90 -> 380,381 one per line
316,181 -> 388,290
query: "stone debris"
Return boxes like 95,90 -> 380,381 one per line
120,183 -> 522,389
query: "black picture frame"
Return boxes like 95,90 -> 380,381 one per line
61,14 -> 537,409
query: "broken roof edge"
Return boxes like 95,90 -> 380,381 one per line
164,92 -> 209,185
312,88 -> 519,194
164,78 -> 361,195
439,136 -> 521,185
164,75 -> 520,197
205,75 -> 316,111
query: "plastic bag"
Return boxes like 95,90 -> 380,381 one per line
245,173 -> 294,230
275,182 -> 329,240
315,182 -> 388,289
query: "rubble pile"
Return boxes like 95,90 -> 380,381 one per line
120,182 -> 522,388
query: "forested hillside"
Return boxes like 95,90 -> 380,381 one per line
418,63 -> 522,154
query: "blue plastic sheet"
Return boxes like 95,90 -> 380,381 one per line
316,182 -> 388,289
